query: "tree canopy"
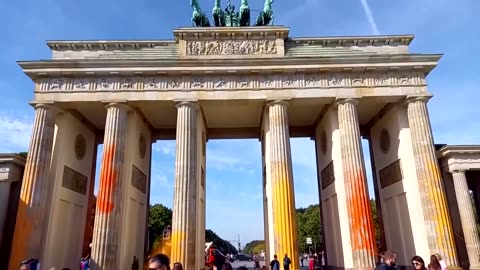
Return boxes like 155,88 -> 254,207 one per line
296,204 -> 322,253
148,204 -> 237,254
243,240 -> 265,255
206,229 -> 238,255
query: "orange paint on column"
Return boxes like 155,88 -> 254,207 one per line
96,144 -> 118,214
345,169 -> 376,254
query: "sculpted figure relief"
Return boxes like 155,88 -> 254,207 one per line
186,39 -> 277,55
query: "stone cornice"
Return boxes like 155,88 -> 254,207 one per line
174,26 -> 290,40
437,145 -> 480,158
47,40 -> 175,51
288,35 -> 413,46
0,154 -> 27,166
46,33 -> 413,51
18,54 -> 441,78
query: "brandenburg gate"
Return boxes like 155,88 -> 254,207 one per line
7,24 -> 479,270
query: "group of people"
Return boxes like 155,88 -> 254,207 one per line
376,250 -> 448,270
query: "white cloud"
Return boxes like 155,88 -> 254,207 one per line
0,114 -> 32,153
152,141 -> 176,156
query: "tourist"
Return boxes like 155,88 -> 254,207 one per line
308,255 -> 315,270
283,254 -> 292,270
300,256 -> 304,268
270,254 -> 280,270
375,250 -> 396,270
428,255 -> 442,270
434,254 -> 447,270
411,256 -> 427,270
173,262 -> 183,270
254,254 -> 261,269
149,254 -> 170,270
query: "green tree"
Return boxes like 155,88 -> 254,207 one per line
206,229 -> 238,255
243,240 -> 265,255
296,204 -> 322,253
149,204 -> 173,249
370,199 -> 381,245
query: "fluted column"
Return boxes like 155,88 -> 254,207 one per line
91,103 -> 129,270
268,100 -> 299,269
406,96 -> 458,266
451,170 -> 480,269
337,98 -> 376,269
171,102 -> 198,270
9,104 -> 56,269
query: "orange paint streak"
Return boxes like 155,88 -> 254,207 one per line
271,164 -> 299,270
97,144 -> 118,213
170,231 -> 185,268
345,169 -> 376,254
8,201 -> 34,270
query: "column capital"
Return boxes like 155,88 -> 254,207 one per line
266,99 -> 290,107
405,95 -> 432,104
336,98 -> 360,106
175,101 -> 199,110
105,102 -> 131,111
451,169 -> 467,174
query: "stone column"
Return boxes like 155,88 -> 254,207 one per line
406,96 -> 458,266
91,103 -> 129,270
268,100 -> 299,269
451,170 -> 480,269
9,104 -> 56,269
337,98 -> 376,269
171,102 -> 198,270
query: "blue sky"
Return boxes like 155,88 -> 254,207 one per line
1,0 -> 479,246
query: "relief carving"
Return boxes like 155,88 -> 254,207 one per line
98,78 -> 113,90
399,72 -> 412,84
121,78 -> 134,89
50,79 -> 64,90
237,77 -> 251,88
305,75 -> 319,87
374,73 -> 389,85
169,79 -> 182,88
145,77 -> 159,89
352,76 -> 364,85
214,78 -> 228,88
73,79 -> 88,90
329,74 -> 342,86
192,78 -> 206,88
186,40 -> 277,56
43,71 -> 426,92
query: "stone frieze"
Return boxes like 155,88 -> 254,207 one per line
186,39 -> 277,55
36,71 -> 426,92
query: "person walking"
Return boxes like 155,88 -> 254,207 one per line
283,254 -> 292,270
411,256 -> 427,270
428,255 -> 442,270
270,254 -> 280,270
376,250 -> 396,270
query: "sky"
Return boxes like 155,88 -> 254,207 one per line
1,0 -> 480,247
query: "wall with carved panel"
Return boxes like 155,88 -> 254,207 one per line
370,105 -> 430,264
118,109 -> 152,268
314,108 -> 353,268
43,112 -> 96,269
